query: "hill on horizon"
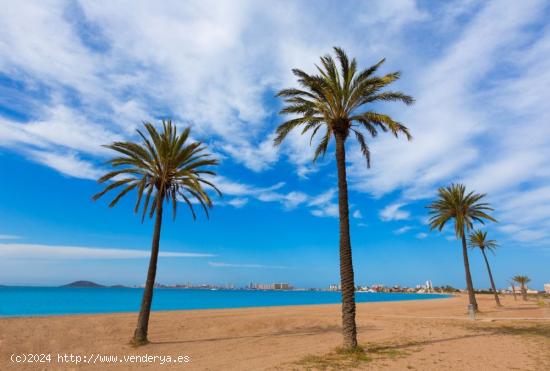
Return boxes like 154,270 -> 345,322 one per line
61,280 -> 106,288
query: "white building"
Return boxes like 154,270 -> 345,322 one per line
425,280 -> 433,293
544,283 -> 550,294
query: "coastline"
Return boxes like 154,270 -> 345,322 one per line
0,288 -> 450,318
1,294 -> 548,370
0,293 -> 453,319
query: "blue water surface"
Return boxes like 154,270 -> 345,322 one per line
0,287 -> 449,317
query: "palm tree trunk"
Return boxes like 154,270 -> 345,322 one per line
132,195 -> 164,345
511,284 -> 517,300
461,231 -> 478,311
334,133 -> 357,350
481,248 -> 501,306
521,283 -> 527,301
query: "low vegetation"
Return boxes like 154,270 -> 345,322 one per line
294,341 -> 417,370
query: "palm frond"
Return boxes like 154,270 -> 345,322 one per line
468,229 -> 498,253
427,183 -> 496,238
512,275 -> 531,285
313,128 -> 331,162
93,120 -> 221,223
352,129 -> 371,167
274,47 -> 413,167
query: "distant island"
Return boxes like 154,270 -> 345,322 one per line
61,281 -> 106,288
61,281 -> 129,288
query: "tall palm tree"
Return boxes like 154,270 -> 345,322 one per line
468,230 -> 501,306
274,47 -> 413,349
512,275 -> 531,301
427,184 -> 496,311
93,120 -> 220,345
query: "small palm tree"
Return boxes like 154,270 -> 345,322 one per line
508,280 -> 517,301
468,230 -> 501,306
427,184 -> 496,311
93,120 -> 220,345
512,275 -> 531,301
274,47 -> 413,349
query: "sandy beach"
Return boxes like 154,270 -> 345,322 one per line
1,294 -> 549,370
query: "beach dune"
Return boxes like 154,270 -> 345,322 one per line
1,294 -> 549,370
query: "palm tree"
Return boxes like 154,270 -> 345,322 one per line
509,280 -> 517,301
468,230 -> 501,306
512,275 -> 531,301
427,184 -> 496,311
274,47 -> 413,349
93,120 -> 220,345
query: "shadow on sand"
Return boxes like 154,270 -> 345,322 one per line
149,324 -> 379,345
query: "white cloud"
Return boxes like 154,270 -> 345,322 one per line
214,175 -> 336,214
0,234 -> 21,240
0,0 -> 443,179
219,134 -> 279,172
416,232 -> 428,239
208,261 -> 287,269
497,224 -> 548,244
307,188 -> 339,218
212,175 -> 284,197
257,190 -> 309,209
0,243 -> 214,259
213,175 -> 305,210
227,197 -> 249,208
2,105 -> 121,156
352,210 -> 363,219
346,0 -> 550,245
380,203 -> 411,221
311,203 -> 339,218
357,2 -> 541,201
0,1 -> 276,173
308,188 -> 336,207
358,0 -> 427,34
26,149 -> 103,180
394,226 -> 413,235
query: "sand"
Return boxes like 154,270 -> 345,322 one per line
1,294 -> 549,370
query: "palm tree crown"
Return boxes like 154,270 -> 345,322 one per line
512,275 -> 531,285
93,120 -> 221,219
274,46 -> 413,166
428,183 -> 496,237
468,229 -> 498,253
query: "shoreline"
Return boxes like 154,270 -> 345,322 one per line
1,294 -> 454,318
0,290 -> 452,318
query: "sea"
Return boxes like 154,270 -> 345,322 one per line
0,287 -> 449,317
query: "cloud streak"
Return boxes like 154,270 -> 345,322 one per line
208,262 -> 288,269
0,243 -> 214,260
0,234 -> 21,240
380,203 -> 410,222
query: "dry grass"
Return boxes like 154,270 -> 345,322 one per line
294,341 -> 414,370
294,346 -> 371,370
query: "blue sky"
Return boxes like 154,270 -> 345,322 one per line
0,0 -> 549,289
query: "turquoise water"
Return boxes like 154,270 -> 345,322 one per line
0,287 -> 449,317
